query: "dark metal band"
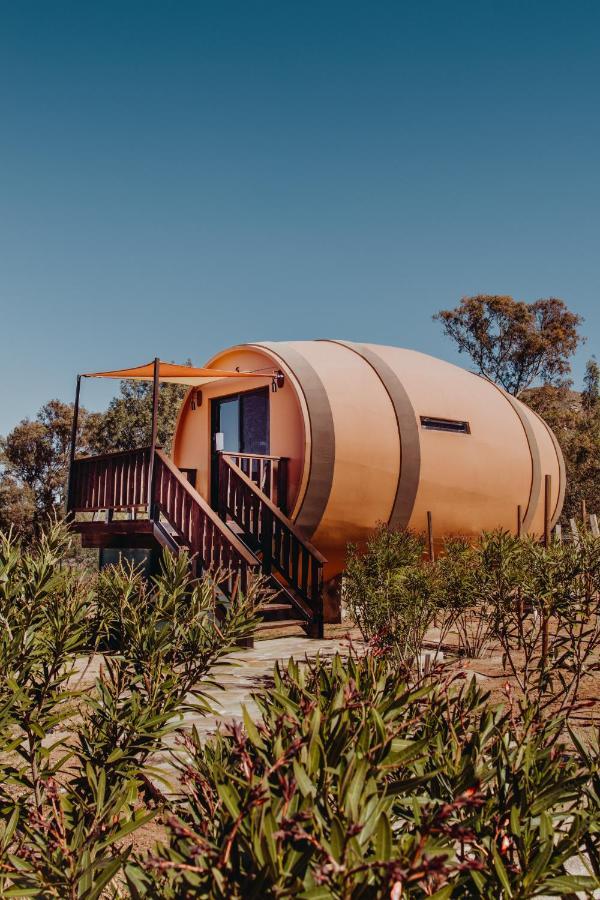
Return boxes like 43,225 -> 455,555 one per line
324,340 -> 421,530
255,342 -> 335,539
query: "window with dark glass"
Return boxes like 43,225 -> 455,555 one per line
420,416 -> 470,434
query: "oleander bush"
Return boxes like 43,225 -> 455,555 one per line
0,521 -> 260,898
435,538 -> 494,658
344,526 -> 444,673
3,522 -> 600,897
482,529 -> 600,718
126,652 -> 600,898
346,524 -> 600,716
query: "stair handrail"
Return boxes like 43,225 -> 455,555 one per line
223,451 -> 288,513
219,453 -> 326,635
220,453 -> 327,564
154,449 -> 258,570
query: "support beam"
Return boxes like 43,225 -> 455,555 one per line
544,474 -> 552,548
541,474 -> 552,672
147,357 -> 160,520
427,510 -> 435,562
150,356 -> 160,454
65,374 -> 81,516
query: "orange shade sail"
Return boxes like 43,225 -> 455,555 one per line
82,360 -> 274,386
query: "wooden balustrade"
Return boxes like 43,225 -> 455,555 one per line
68,447 -> 151,512
223,452 -> 288,513
218,453 -> 325,629
67,443 -> 322,626
68,446 -> 258,592
153,450 -> 257,590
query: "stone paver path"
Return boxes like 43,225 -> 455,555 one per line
188,635 -> 358,738
154,635 -> 360,787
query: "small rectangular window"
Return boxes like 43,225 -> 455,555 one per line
420,416 -> 470,434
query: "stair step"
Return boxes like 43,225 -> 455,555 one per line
259,602 -> 299,621
220,517 -> 315,622
226,520 -> 245,536
255,618 -> 308,632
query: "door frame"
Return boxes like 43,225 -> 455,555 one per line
210,386 -> 270,508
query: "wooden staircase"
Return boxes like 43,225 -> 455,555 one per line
67,446 -> 325,638
218,454 -> 325,637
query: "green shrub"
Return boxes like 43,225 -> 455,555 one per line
0,521 -> 261,898
4,521 -> 600,897
127,651 -> 600,898
345,524 -> 600,717
483,529 -> 600,718
435,537 -> 494,658
344,526 -> 443,672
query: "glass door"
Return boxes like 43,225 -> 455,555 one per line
214,396 -> 241,454
211,387 -> 270,507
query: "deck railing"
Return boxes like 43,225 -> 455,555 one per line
68,446 -> 258,591
68,447 -> 151,512
153,450 -> 257,586
223,452 -> 288,513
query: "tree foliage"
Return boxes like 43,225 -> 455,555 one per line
0,379 -> 187,538
90,379 -> 187,455
582,356 -> 600,414
0,400 -> 101,533
434,295 -> 583,395
0,474 -> 36,535
524,362 -> 600,520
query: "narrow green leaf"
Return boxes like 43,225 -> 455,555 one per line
243,705 -> 265,749
375,812 -> 392,860
492,843 -> 513,896
293,761 -> 316,798
541,874 -> 600,894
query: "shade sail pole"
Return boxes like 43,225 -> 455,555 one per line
65,374 -> 81,517
150,357 -> 160,453
148,357 -> 160,520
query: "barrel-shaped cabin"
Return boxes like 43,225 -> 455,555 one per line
173,339 -> 565,576
68,340 -> 565,635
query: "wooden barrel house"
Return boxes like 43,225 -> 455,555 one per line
68,340 -> 566,635
173,340 -> 565,569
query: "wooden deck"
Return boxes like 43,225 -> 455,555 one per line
67,446 -> 325,638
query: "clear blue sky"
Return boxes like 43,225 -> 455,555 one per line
1,0 -> 599,434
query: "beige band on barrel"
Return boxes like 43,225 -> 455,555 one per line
481,377 -> 541,532
255,342 -> 336,539
529,406 -> 566,528
324,340 -> 421,530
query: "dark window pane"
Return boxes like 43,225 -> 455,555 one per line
241,390 -> 269,454
420,416 -> 470,434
